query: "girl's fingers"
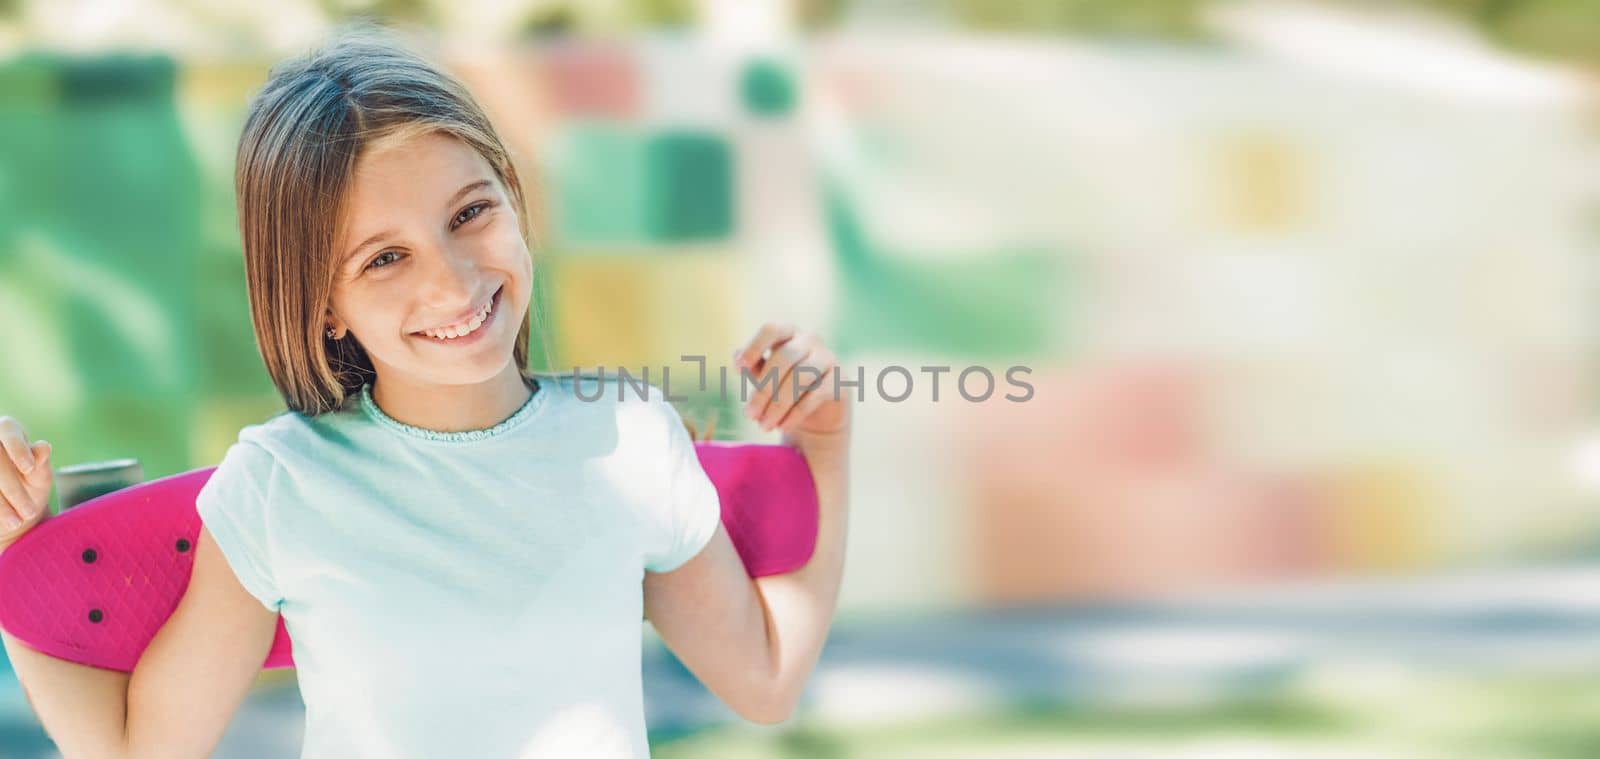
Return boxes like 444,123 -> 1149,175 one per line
734,322 -> 796,371
22,441 -> 51,510
0,457 -> 35,529
738,333 -> 793,406
761,348 -> 829,431
0,418 -> 34,475
779,365 -> 836,433
746,341 -> 809,429
756,347 -> 809,430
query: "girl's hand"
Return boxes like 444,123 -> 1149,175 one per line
733,323 -> 851,442
0,416 -> 53,552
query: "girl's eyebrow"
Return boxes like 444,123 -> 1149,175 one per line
446,179 -> 493,208
341,178 -> 495,267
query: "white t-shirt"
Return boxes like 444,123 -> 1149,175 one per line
196,373 -> 721,758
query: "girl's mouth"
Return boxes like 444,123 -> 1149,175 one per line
411,285 -> 502,346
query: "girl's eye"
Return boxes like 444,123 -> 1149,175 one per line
366,250 -> 402,271
361,201 -> 493,273
453,201 -> 492,229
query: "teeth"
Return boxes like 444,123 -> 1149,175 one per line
421,296 -> 493,340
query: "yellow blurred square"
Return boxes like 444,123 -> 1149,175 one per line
548,250 -> 742,374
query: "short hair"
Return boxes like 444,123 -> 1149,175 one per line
235,26 -> 540,415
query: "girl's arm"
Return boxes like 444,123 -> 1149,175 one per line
0,526 -> 279,758
642,430 -> 849,723
643,323 -> 851,723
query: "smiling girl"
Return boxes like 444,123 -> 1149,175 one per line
0,28 -> 850,758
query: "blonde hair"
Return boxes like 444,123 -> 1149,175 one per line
235,27 -> 545,416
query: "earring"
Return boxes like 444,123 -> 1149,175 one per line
326,327 -> 340,340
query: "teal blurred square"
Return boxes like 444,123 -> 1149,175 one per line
547,123 -> 733,248
547,121 -> 649,246
824,184 -> 1065,361
644,131 -> 732,242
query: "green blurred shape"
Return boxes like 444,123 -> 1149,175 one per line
824,182 -> 1064,361
0,56 -> 59,235
644,130 -> 732,242
548,122 -> 648,246
739,58 -> 796,118
547,123 -> 733,248
182,62 -> 279,409
0,53 -> 200,479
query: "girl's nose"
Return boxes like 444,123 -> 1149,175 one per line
419,246 -> 481,310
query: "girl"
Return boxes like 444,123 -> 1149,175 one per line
0,28 -> 850,758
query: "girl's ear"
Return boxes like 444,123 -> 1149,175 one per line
325,311 -> 347,340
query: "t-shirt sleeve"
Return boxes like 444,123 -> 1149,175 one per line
642,397 -> 723,573
195,440 -> 283,612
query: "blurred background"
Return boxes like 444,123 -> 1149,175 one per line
4,0 -> 1600,756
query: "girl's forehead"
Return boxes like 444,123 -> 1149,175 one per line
354,131 -> 481,182
336,133 -> 499,253
347,138 -> 496,218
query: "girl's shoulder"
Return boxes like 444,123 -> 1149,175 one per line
225,404 -> 347,473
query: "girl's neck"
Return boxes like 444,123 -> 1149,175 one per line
368,364 -> 535,434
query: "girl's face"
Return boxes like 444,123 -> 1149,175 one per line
327,131 -> 531,389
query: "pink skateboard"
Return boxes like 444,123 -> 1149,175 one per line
0,442 -> 818,672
